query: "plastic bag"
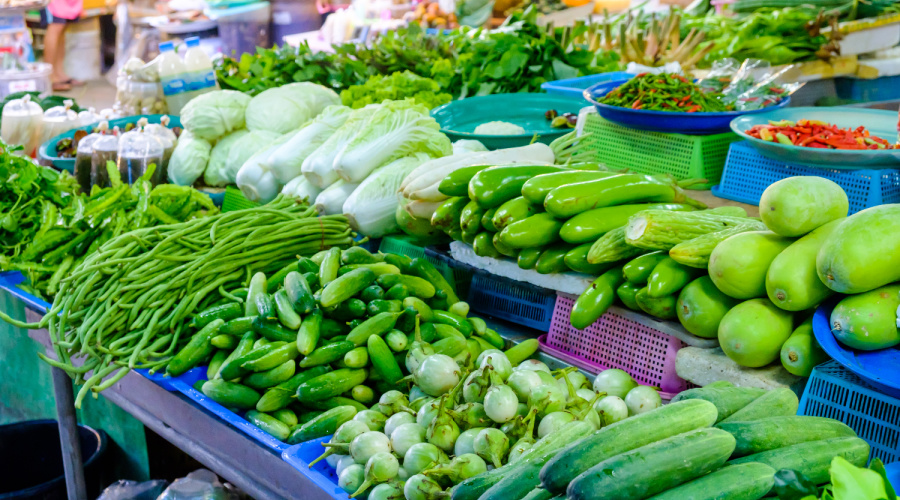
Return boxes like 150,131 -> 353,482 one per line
96,479 -> 168,500
696,59 -> 804,111
157,469 -> 231,500
1,93 -> 43,153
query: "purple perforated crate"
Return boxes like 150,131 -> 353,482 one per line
542,294 -> 691,399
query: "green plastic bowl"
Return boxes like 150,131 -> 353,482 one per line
430,93 -> 585,150
38,114 -> 182,174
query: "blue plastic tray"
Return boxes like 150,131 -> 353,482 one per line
731,107 -> 900,169
835,75 -> 900,105
799,360 -> 900,465
423,246 -> 555,331
541,71 -> 632,101
712,141 -> 900,214
170,368 -> 291,452
282,437 -> 350,500
584,78 -> 790,135
812,296 -> 900,399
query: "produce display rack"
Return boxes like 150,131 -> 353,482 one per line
799,361 -> 900,464
580,113 -> 740,188
712,141 -> 900,214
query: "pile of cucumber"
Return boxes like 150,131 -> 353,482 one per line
165,245 -> 512,444
319,353 -> 660,499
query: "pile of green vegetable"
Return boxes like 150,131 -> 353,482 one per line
340,71 -> 453,110
0,149 -> 217,299
0,196 -> 352,407
215,9 -> 623,99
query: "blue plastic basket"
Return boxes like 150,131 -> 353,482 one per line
712,141 -> 900,214
798,360 -> 900,465
584,79 -> 791,135
282,437 -> 349,500
541,71 -> 632,100
171,369 -> 291,452
835,75 -> 900,103
424,247 -> 555,331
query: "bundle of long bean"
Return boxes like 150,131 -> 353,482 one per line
599,73 -> 732,112
1,195 -> 354,407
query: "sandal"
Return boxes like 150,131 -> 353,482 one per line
52,81 -> 72,91
65,79 -> 85,87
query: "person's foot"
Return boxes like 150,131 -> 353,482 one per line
64,78 -> 85,87
52,80 -> 72,91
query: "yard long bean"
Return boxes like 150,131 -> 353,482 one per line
0,195 -> 354,407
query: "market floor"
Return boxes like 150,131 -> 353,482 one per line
58,78 -> 116,110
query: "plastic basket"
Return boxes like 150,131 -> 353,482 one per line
282,437 -> 349,500
378,234 -> 426,260
712,141 -> 900,214
422,246 -> 473,302
798,360 -> 900,464
541,71 -> 632,100
222,186 -> 260,212
170,368 -> 291,452
835,75 -> 900,102
424,247 -> 556,331
543,294 -> 690,398
581,113 -> 739,188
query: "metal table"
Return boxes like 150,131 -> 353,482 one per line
25,308 -> 332,500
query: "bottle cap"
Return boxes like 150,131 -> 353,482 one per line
158,41 -> 175,52
186,36 -> 200,47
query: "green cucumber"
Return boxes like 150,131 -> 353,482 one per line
242,359 -> 296,389
367,299 -> 403,316
408,258 -> 458,305
219,316 -> 256,336
296,308 -> 322,356
245,272 -> 267,316
266,262 -> 297,293
284,271 -> 316,314
246,410 -> 291,441
218,342 -> 281,380
717,388 -> 798,425
376,274 -> 436,299
360,285 -> 385,302
272,408 -> 298,427
718,416 -> 857,458
287,405 -> 358,444
318,247 -> 341,286
505,338 -> 539,366
670,386 -> 766,423
403,297 -> 434,322
319,317 -> 349,339
320,268 -> 377,308
304,396 -> 368,413
432,335 -> 466,357
384,284 -> 409,301
646,462 -> 775,500
242,342 -> 300,372
539,400 -> 718,494
298,340 -> 355,368
296,368 -> 368,403
252,316 -> 297,342
166,319 -> 224,376
728,437 -> 869,485
297,257 -> 319,274
345,312 -> 403,346
368,334 -> 404,384
216,331 -> 257,379
210,334 -> 238,350
568,428 -> 736,500
256,366 -> 332,412
432,310 -> 473,336
273,289 -> 302,329
207,350 -> 229,380
190,302 -> 242,329
338,263 -> 401,276
201,379 -> 260,410
341,246 -> 382,265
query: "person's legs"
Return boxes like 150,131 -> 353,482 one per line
45,21 -> 71,90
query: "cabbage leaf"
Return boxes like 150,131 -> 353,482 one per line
180,90 -> 251,140
343,153 -> 431,237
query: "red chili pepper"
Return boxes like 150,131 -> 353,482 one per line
687,105 -> 701,113
632,100 -> 642,110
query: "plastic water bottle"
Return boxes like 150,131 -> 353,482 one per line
157,41 -> 191,115
183,37 -> 218,100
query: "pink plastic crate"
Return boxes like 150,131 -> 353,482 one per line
543,294 -> 690,398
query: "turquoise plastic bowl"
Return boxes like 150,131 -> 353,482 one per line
430,93 -> 585,150
38,114 -> 182,174
730,107 -> 900,169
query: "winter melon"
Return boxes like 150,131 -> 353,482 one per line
759,177 -> 848,237
817,204 -> 900,294
766,218 -> 843,311
677,276 -> 739,339
830,283 -> 900,350
718,298 -> 793,368
709,231 -> 793,300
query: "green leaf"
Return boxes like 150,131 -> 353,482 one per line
869,459 -> 898,500
830,457 -> 889,500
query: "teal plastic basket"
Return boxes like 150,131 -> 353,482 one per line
222,186 -> 260,212
713,141 -> 900,214
378,234 -> 426,259
798,360 -> 900,464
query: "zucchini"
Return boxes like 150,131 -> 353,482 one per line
296,368 -> 368,403
570,266 -> 625,329
473,232 -> 502,258
432,197 -> 469,233
568,428 -> 736,500
647,462 -> 775,500
287,405 -> 358,444
670,385 -> 766,423
728,437 -> 870,485
780,318 -> 829,377
377,274 -> 436,299
460,200 -> 485,238
635,287 -> 677,320
452,421 -> 594,500
320,268 -> 377,308
482,208 -> 499,232
718,416 -> 857,458
544,174 -> 699,219
625,210 -> 755,251
492,232 -> 519,258
497,213 -> 563,249
717,388 -> 798,425
616,282 -> 641,311
246,410 -> 291,441
540,400 -> 718,494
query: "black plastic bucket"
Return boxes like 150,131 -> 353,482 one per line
0,420 -> 107,500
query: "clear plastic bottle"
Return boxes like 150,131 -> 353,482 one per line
183,37 -> 218,101
0,94 -> 43,154
91,133 -> 120,188
157,41 -> 191,115
143,116 -> 177,185
117,127 -> 165,185
75,121 -> 110,193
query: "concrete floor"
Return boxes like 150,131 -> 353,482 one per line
57,78 -> 117,110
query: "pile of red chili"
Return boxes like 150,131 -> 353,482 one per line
598,73 -> 732,113
745,119 -> 899,150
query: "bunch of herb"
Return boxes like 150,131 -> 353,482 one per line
340,71 -> 453,109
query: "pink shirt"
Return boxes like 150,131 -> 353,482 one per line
48,0 -> 83,21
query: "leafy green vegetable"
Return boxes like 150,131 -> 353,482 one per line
779,457 -> 897,500
340,71 -> 452,109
